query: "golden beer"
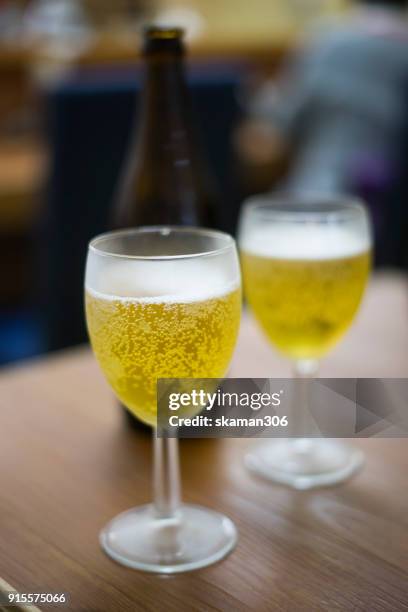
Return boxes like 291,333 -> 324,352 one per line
241,227 -> 370,359
86,286 -> 241,426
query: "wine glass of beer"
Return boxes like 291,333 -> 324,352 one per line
85,227 -> 241,572
239,195 -> 372,489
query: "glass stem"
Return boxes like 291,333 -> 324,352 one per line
153,431 -> 181,518
290,359 -> 319,452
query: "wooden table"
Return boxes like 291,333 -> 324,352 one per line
0,273 -> 407,611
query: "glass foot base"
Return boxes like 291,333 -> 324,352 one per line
100,503 -> 237,573
246,439 -> 364,490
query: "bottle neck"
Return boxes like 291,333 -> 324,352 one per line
141,54 -> 191,138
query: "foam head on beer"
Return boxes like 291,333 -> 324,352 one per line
86,258 -> 238,302
240,223 -> 370,260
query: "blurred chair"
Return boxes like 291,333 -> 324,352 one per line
38,63 -> 243,351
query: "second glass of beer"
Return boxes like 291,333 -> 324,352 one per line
239,195 -> 372,489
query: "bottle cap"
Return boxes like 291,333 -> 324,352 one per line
143,26 -> 185,55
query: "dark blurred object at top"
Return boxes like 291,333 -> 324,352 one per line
238,0 -> 408,266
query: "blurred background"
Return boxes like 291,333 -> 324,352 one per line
0,0 -> 407,365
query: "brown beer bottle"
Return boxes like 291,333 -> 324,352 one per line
114,26 -> 219,229
113,26 -> 221,429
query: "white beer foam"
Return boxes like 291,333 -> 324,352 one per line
241,225 -> 370,260
86,259 -> 239,303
